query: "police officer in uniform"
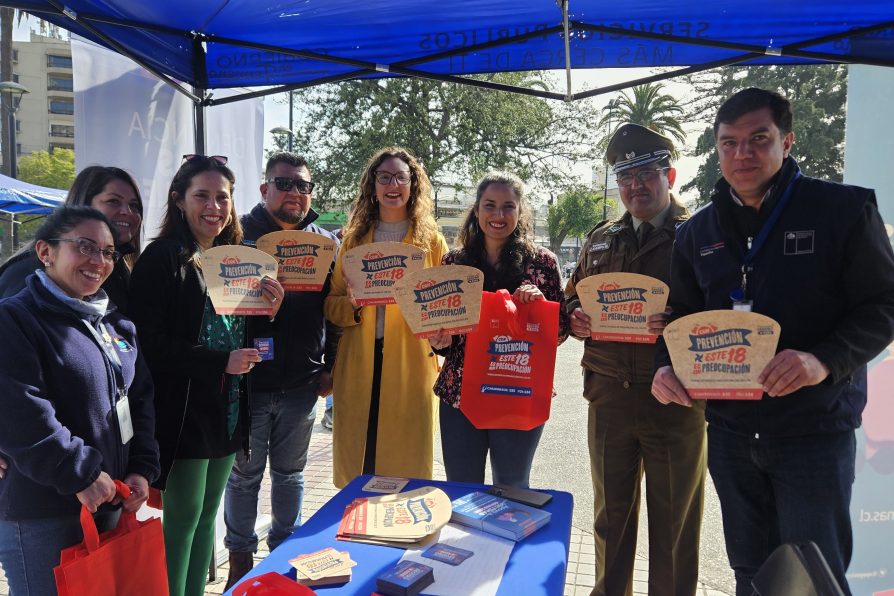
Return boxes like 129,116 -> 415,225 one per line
565,123 -> 706,596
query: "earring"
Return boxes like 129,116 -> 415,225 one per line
43,261 -> 51,267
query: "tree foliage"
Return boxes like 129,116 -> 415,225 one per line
18,148 -> 76,190
547,186 -> 609,255
598,83 -> 687,150
681,65 -> 848,204
290,72 -> 599,211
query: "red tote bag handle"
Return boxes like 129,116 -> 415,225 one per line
232,572 -> 316,595
79,480 -> 137,553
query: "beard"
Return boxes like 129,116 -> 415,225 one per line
272,206 -> 307,225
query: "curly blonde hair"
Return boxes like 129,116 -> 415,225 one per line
340,147 -> 439,252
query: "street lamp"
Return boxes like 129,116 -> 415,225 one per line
269,125 -> 294,152
270,89 -> 296,152
602,98 -> 620,220
0,81 -> 29,179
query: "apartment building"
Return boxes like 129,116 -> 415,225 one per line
7,32 -> 73,165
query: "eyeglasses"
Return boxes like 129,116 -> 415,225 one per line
182,154 -> 228,166
374,171 -> 412,186
50,237 -> 121,263
616,167 -> 669,187
268,177 -> 315,194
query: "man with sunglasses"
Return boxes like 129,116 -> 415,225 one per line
564,123 -> 706,596
223,152 -> 341,588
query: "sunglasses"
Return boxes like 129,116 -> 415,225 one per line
181,154 -> 228,166
50,237 -> 121,263
268,177 -> 315,194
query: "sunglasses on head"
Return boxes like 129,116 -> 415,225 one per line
268,177 -> 315,194
181,154 -> 228,166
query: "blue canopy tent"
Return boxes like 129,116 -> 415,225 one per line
3,1 -> 893,117
0,171 -> 65,215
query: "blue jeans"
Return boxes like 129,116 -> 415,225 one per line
0,510 -> 119,596
708,425 -> 856,596
224,386 -> 317,553
439,400 -> 544,488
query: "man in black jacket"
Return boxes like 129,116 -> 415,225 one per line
652,88 -> 894,595
223,152 -> 340,588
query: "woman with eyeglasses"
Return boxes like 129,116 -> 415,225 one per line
127,154 -> 284,596
325,147 -> 448,488
0,165 -> 144,312
429,171 -> 570,487
0,206 -> 159,596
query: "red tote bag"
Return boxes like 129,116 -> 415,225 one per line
54,481 -> 169,596
232,572 -> 317,595
460,289 -> 560,430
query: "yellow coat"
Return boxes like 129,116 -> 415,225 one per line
325,225 -> 448,488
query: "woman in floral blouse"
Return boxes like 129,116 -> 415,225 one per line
430,171 -> 570,487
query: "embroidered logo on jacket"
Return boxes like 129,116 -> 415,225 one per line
699,241 -> 725,257
783,230 -> 815,255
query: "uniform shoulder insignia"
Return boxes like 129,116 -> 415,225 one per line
585,219 -> 609,236
606,223 -> 625,234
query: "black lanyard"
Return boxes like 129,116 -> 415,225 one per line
732,170 -> 801,301
81,319 -> 127,403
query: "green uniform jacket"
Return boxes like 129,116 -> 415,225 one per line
564,196 -> 689,384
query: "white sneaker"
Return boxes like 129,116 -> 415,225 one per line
321,410 -> 333,430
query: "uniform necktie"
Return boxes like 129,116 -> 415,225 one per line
637,222 -> 653,248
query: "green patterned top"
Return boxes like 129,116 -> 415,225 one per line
199,297 -> 246,438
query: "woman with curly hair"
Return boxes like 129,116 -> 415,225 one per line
325,147 -> 447,487
429,171 -> 570,487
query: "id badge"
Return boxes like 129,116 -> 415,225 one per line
730,288 -> 752,312
116,396 -> 134,444
254,337 -> 274,360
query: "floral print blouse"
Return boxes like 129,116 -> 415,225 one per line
433,246 -> 570,407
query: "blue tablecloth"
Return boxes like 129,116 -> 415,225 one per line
226,475 -> 573,595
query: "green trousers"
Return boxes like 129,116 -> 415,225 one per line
162,454 -> 236,596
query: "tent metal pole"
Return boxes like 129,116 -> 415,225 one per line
206,70 -> 377,107
194,93 -> 206,155
39,0 -> 202,103
191,37 -> 208,154
560,0 -> 572,101
571,54 -> 760,100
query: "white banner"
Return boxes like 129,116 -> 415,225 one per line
844,65 -> 894,596
72,35 -> 263,243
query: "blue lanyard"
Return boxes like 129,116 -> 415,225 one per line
81,319 -> 127,403
734,170 -> 801,300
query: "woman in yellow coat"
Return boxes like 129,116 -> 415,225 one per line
325,147 -> 448,487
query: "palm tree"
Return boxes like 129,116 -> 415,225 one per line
598,83 -> 687,156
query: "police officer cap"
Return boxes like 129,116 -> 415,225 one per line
606,123 -> 675,174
